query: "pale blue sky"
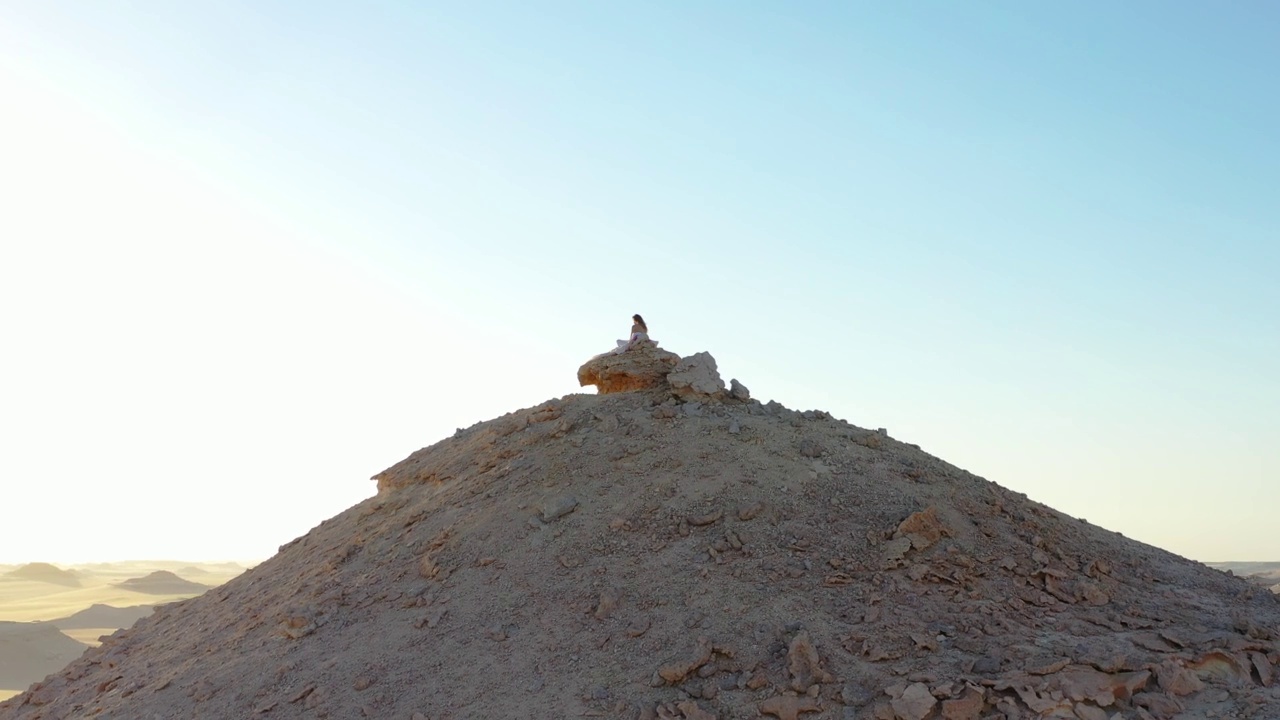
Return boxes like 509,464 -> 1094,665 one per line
0,2 -> 1276,563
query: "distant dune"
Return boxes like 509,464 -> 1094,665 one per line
0,621 -> 87,690
2,564 -> 80,588
113,571 -> 208,595
48,604 -> 154,631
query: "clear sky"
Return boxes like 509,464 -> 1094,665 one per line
1,2 -> 1276,565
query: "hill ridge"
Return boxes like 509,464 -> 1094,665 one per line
3,358 -> 1277,718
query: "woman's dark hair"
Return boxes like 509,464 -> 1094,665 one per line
632,314 -> 647,331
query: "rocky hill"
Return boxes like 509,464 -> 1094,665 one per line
2,565 -> 79,588
0,623 -> 86,692
2,346 -> 1277,719
112,571 -> 208,595
48,605 -> 155,631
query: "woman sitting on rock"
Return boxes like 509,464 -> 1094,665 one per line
613,314 -> 649,354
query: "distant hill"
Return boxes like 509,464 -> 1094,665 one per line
48,604 -> 155,631
0,622 -> 87,690
113,571 -> 208,595
1207,561 -> 1280,592
2,564 -> 79,587
1207,561 -> 1280,576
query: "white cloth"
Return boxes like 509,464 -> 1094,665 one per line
612,331 -> 649,354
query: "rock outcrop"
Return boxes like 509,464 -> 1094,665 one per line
578,346 -> 750,407
4,354 -> 1280,720
577,342 -> 680,394
667,352 -> 727,402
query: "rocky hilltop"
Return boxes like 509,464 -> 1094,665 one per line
3,347 -> 1278,719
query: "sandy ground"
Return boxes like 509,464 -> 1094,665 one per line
0,561 -> 246,695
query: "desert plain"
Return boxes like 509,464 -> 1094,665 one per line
0,560 -> 248,701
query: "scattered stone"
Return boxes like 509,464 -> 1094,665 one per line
1026,656 -> 1071,675
687,510 -> 723,527
414,607 -> 446,629
841,681 -> 875,707
1190,651 -> 1253,684
890,682 -> 936,720
1155,660 -> 1204,696
971,656 -> 1002,675
787,631 -> 834,691
1250,651 -> 1272,687
759,694 -> 821,720
675,700 -> 715,720
908,631 -> 937,652
729,379 -> 750,401
1072,704 -> 1108,720
539,495 -> 579,522
938,686 -> 985,720
594,589 -> 620,620
1133,691 -> 1183,717
799,440 -> 824,459
658,637 -> 714,684
288,685 -> 316,704
881,537 -> 913,565
738,501 -> 765,521
894,507 -> 946,551
1132,632 -> 1177,653
1078,581 -> 1110,606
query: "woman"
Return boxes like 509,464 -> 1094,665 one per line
613,314 -> 649,353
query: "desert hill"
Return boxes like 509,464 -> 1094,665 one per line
0,623 -> 86,692
1,565 -> 79,588
112,571 -> 208,595
48,604 -> 155,631
2,347 -> 1278,719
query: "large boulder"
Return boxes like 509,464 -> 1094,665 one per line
577,342 -> 680,394
667,351 -> 726,401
